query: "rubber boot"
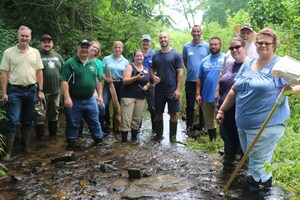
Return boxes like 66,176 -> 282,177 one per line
186,112 -> 193,135
67,139 -> 81,151
121,131 -> 128,143
153,120 -> 163,141
131,129 -> 138,141
150,112 -> 156,133
22,130 -> 33,152
78,119 -> 84,137
198,107 -> 207,135
2,134 -> 15,161
48,121 -> 58,137
169,121 -> 177,142
35,124 -> 45,140
208,128 -> 217,142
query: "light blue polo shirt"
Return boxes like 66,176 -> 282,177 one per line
182,40 -> 210,82
102,54 -> 129,79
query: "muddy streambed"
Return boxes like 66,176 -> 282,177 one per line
0,111 -> 298,199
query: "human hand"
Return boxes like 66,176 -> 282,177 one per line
64,96 -> 73,109
216,110 -> 224,125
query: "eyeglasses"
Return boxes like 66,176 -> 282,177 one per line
228,45 -> 243,51
256,42 -> 274,46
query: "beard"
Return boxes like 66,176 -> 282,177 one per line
210,48 -> 220,55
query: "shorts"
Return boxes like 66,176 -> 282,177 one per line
155,93 -> 179,114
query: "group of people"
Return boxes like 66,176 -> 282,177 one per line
1,24 -> 298,192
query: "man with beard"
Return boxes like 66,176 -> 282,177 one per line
34,34 -> 64,140
151,32 -> 184,142
196,36 -> 225,141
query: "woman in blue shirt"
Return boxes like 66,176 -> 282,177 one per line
216,28 -> 296,191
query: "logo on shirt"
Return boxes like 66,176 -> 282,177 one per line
48,60 -> 55,68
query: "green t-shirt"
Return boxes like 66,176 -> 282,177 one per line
61,55 -> 100,99
40,50 -> 64,94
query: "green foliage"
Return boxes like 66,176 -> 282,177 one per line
201,0 -> 250,27
186,136 -> 223,154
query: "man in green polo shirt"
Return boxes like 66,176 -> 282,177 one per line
60,39 -> 104,150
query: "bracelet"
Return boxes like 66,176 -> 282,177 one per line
217,110 -> 224,114
38,88 -> 43,92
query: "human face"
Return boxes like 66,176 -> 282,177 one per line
159,32 -> 169,48
142,39 -> 151,50
229,40 -> 246,62
90,43 -> 100,56
77,45 -> 90,58
134,51 -> 144,64
191,26 -> 203,41
40,39 -> 53,52
240,29 -> 254,42
113,44 -> 123,57
256,34 -> 276,56
209,39 -> 221,55
17,29 -> 31,47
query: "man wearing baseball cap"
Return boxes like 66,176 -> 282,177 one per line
34,34 -> 64,141
139,34 -> 156,133
61,39 -> 105,150
240,24 -> 258,58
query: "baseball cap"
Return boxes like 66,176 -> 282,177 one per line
40,34 -> 52,41
78,39 -> 90,46
240,24 -> 253,32
141,34 -> 151,41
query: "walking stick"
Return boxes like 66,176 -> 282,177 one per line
223,91 -> 286,193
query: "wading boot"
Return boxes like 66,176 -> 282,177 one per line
150,112 -> 156,133
78,120 -> 84,138
223,154 -> 236,170
153,120 -> 163,141
67,139 -> 81,151
208,128 -> 217,142
131,129 -> 138,141
169,121 -> 177,142
22,130 -> 33,153
48,121 -> 58,137
2,134 -> 15,161
121,131 -> 128,143
35,124 -> 45,140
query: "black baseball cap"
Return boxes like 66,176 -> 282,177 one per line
40,34 -> 52,41
78,39 -> 90,46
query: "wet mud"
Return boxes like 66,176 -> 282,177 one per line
0,111 -> 298,199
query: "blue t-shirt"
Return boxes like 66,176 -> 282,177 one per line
198,53 -> 225,102
235,56 -> 290,129
102,54 -> 129,79
152,49 -> 184,97
182,40 -> 210,82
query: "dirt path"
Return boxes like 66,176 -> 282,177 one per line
0,112 -> 297,199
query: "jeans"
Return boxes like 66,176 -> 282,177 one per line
6,84 -> 37,133
64,97 -> 102,140
238,125 -> 284,182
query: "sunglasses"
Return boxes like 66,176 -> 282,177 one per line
256,42 -> 274,46
228,45 -> 243,51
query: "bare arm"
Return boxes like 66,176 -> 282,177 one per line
173,68 -> 184,100
36,69 -> 45,101
183,58 -> 187,69
61,80 -> 72,108
123,64 -> 144,85
95,82 -> 103,105
1,70 -> 8,103
216,85 -> 237,124
195,78 -> 202,105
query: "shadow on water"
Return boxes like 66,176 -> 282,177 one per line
0,109 -> 298,199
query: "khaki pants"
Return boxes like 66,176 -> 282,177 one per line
119,97 -> 145,131
202,102 -> 217,130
